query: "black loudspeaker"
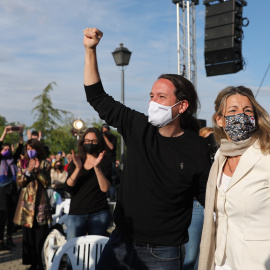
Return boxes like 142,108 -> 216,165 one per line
205,11 -> 242,29
205,36 -> 241,52
205,1 -> 242,18
204,0 -> 246,76
205,24 -> 242,40
205,48 -> 242,65
205,61 -> 243,77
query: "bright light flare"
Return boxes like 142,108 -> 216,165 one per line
73,119 -> 83,130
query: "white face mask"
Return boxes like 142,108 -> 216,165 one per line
148,100 -> 181,127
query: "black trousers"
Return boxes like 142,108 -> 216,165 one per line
0,182 -> 18,240
22,220 -> 48,269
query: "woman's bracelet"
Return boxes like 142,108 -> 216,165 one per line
69,176 -> 76,182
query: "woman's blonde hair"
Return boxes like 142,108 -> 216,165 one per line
199,127 -> 214,138
213,86 -> 270,154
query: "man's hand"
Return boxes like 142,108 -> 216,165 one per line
83,27 -> 103,49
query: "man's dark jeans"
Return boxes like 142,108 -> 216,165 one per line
97,229 -> 185,270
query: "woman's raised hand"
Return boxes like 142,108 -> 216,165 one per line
71,150 -> 82,169
34,158 -> 40,169
94,151 -> 105,167
5,126 -> 13,134
83,27 -> 103,49
28,159 -> 35,172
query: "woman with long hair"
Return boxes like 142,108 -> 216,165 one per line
50,159 -> 68,198
14,139 -> 51,270
64,127 -> 111,241
199,86 -> 270,270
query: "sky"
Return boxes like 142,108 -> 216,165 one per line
1,0 -> 269,129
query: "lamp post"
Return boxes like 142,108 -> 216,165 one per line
112,43 -> 132,166
72,119 -> 85,140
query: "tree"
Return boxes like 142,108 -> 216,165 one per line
0,115 -> 7,127
48,116 -> 78,155
31,82 -> 71,140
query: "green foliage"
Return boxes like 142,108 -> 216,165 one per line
45,116 -> 78,155
0,82 -> 123,160
0,116 -> 8,127
0,116 -> 8,137
90,117 -> 104,130
31,82 -> 70,140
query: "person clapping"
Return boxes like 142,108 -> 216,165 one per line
14,139 -> 51,270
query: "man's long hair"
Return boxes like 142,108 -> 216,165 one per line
158,74 -> 200,133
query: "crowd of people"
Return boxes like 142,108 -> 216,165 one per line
0,126 -> 121,270
1,26 -> 270,270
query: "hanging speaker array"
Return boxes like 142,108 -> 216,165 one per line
203,0 -> 248,76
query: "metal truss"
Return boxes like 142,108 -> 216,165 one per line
173,0 -> 198,90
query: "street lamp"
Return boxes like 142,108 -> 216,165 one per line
73,119 -> 84,130
71,119 -> 85,140
112,43 -> 132,166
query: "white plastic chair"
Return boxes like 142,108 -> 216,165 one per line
108,201 -> 116,229
52,199 -> 71,225
45,229 -> 66,270
47,237 -> 57,270
46,215 -> 69,269
63,198 -> 71,214
57,214 -> 69,233
51,235 -> 109,270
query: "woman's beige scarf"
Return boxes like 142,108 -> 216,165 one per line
219,137 -> 254,157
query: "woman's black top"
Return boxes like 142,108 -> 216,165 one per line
64,157 -> 112,215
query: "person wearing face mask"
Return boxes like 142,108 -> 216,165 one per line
101,123 -> 117,163
13,139 -> 51,270
64,127 -> 111,242
83,27 -> 211,270
198,86 -> 270,270
0,125 -> 23,250
50,160 -> 68,197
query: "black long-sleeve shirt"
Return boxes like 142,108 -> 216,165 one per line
85,81 -> 211,246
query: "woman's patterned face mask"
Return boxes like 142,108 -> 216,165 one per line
224,113 -> 256,142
